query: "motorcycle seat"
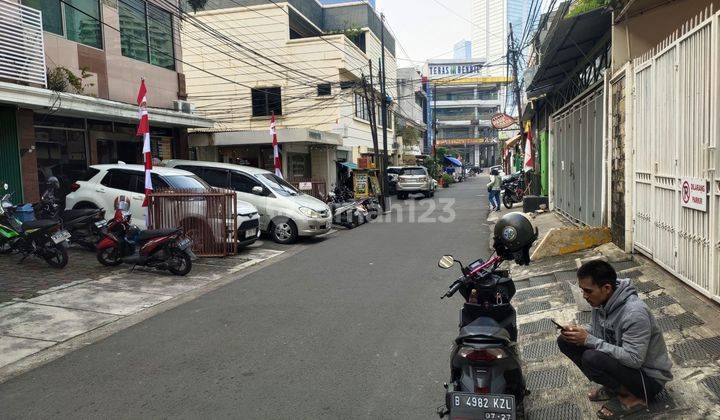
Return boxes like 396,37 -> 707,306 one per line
456,317 -> 512,344
138,228 -> 180,241
22,219 -> 59,231
62,209 -> 100,222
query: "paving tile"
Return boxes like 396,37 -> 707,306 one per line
0,302 -> 117,342
701,375 -> 720,402
521,340 -> 560,361
610,260 -> 640,272
0,335 -> 55,367
517,301 -> 551,315
644,294 -> 679,310
525,366 -> 568,390
91,274 -> 211,296
519,318 -> 556,335
672,336 -> 720,364
528,402 -> 582,420
29,284 -> 172,316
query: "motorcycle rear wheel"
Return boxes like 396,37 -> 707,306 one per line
42,242 -> 68,268
168,250 -> 192,276
97,246 -> 122,266
503,195 -> 514,209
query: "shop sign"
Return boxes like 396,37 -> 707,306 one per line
436,138 -> 493,146
354,170 -> 369,199
428,64 -> 482,77
491,113 -> 517,129
299,182 -> 313,191
680,177 -> 707,212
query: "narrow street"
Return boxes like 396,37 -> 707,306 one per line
0,178 -> 490,419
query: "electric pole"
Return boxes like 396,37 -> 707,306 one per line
379,13 -> 389,211
508,23 -> 526,171
366,61 -> 380,168
432,84 -> 437,158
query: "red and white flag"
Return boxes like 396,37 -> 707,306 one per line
270,113 -> 282,178
523,122 -> 535,171
136,79 -> 153,206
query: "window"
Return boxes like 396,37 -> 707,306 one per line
201,168 -> 229,189
354,93 -> 370,121
101,170 -> 137,192
258,173 -> 299,197
119,0 -> 175,70
230,172 -> 261,194
151,174 -> 169,189
127,172 -> 145,194
251,87 -> 282,117
164,175 -> 210,190
317,84 -> 331,96
23,0 -> 102,49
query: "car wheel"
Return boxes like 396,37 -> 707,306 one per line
270,220 -> 298,244
181,219 -> 214,254
423,191 -> 430,198
73,201 -> 99,210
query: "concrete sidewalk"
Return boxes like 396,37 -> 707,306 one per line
0,245 -> 285,376
486,210 -> 720,418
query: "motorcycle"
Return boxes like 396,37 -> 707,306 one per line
96,206 -> 195,276
35,177 -> 106,250
501,180 -> 525,209
324,190 -> 367,229
357,196 -> 380,220
0,186 -> 70,268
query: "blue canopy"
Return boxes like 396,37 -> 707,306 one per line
340,161 -> 358,170
444,155 -> 463,167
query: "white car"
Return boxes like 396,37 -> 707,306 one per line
65,164 -> 261,248
395,166 -> 436,199
165,160 -> 332,244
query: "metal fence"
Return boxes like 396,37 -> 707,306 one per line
551,83 -> 605,227
147,189 -> 238,257
0,0 -> 46,86
288,179 -> 327,200
631,6 -> 719,303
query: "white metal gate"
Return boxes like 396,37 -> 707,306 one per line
551,84 -> 605,226
632,7 -> 719,302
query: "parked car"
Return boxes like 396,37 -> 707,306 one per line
396,166 -> 436,199
387,166 -> 403,195
165,160 -> 332,245
64,164 -> 260,249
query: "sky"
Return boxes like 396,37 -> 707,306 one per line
375,0 -> 472,68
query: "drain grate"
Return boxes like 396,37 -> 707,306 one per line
522,340 -> 560,361
576,311 -> 592,324
517,301 -> 552,315
644,294 -> 679,309
516,287 -> 553,300
525,367 -> 568,390
635,281 -> 662,294
672,336 -> 720,363
611,260 -> 640,272
560,281 -> 574,303
657,312 -> 704,332
529,275 -> 556,287
649,388 -> 677,411
528,402 -> 582,420
519,318 -> 556,335
553,270 -> 577,284
621,268 -> 643,278
515,279 -> 531,290
701,375 -> 720,401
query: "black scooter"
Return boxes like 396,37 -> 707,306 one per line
436,253 -> 525,419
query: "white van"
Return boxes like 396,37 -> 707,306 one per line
165,160 -> 332,244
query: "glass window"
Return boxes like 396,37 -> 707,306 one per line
127,172 -> 145,194
147,3 -> 175,69
251,87 -> 282,117
258,173 -> 299,196
23,0 -> 63,36
400,167 -> 426,176
34,126 -> 88,195
151,173 -> 169,189
119,0 -> 149,63
164,175 -> 210,190
230,172 -> 261,194
102,170 -> 130,191
354,93 -> 370,121
200,168 -> 229,189
317,83 -> 331,96
175,165 -> 203,177
64,0 -> 102,49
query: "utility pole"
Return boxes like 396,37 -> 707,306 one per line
508,23 -> 526,172
432,84 -> 437,158
365,61 -> 380,167
379,13 -> 389,211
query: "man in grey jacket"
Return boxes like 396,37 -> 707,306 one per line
557,260 -> 673,419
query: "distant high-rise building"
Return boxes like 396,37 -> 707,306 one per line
471,0 -> 529,76
319,0 -> 376,7
453,40 -> 472,60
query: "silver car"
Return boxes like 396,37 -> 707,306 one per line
396,166 -> 436,199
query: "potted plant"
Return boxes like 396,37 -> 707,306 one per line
441,173 -> 454,188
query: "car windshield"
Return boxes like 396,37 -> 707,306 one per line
164,175 -> 211,190
258,173 -> 299,196
400,168 -> 425,176
387,168 -> 402,174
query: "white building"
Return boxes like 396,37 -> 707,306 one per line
471,0 -> 529,76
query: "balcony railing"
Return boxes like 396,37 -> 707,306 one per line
0,0 -> 46,86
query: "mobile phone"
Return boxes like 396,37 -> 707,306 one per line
551,319 -> 566,331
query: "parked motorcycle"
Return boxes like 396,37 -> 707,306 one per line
501,181 -> 525,209
357,196 -> 380,220
0,185 -> 70,268
436,213 -> 537,419
96,200 -> 195,276
35,177 -> 106,250
324,190 -> 367,229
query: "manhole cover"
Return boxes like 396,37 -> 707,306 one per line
522,340 -> 560,361
672,336 -> 720,363
701,375 -> 720,401
554,270 -> 577,284
517,301 -> 551,315
576,311 -> 592,324
529,275 -> 556,287
644,294 -> 679,309
610,260 -> 640,272
635,281 -> 662,294
516,287 -> 553,300
519,318 -> 555,335
657,312 -> 704,332
528,402 -> 582,420
525,367 -> 568,390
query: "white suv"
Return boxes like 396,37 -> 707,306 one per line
65,164 -> 261,248
396,166 -> 436,199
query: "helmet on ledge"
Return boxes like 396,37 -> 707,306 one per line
493,212 -> 538,265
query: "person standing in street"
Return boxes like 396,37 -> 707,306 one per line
557,260 -> 673,419
487,169 -> 502,211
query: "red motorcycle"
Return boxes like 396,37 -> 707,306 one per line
96,205 -> 195,276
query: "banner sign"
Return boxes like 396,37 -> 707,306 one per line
680,177 -> 708,212
436,138 -> 494,146
428,64 -> 482,77
491,113 -> 517,129
298,182 -> 313,191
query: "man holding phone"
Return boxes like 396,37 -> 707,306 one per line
556,260 -> 673,419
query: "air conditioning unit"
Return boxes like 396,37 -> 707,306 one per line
173,100 -> 196,114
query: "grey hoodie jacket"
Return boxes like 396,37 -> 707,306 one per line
584,278 -> 673,383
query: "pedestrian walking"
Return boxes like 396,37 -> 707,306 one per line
487,169 -> 502,211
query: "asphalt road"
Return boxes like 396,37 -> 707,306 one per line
0,176 -> 491,419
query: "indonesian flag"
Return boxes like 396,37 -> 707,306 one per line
523,121 -> 535,171
270,113 -> 282,178
136,79 -> 152,206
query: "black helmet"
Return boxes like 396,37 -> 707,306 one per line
493,212 -> 537,265
47,176 -> 60,190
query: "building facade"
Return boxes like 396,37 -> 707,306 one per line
0,0 -> 211,203
394,67 -> 427,163
426,59 -> 507,167
453,40 -> 472,60
471,0 -> 528,76
182,0 -> 396,190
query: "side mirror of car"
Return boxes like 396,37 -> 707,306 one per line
251,186 -> 265,196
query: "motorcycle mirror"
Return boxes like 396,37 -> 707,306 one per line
438,255 -> 456,269
2,183 -> 7,191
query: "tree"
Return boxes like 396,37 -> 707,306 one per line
400,126 -> 420,147
187,0 -> 208,12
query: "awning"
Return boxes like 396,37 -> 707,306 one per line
340,161 -> 358,170
505,134 -> 522,148
443,155 -> 463,167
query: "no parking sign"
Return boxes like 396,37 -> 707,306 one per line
680,177 -> 707,212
